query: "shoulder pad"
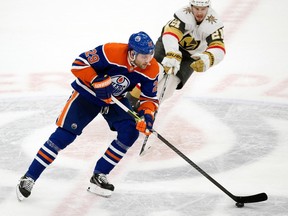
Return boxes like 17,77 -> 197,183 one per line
102,43 -> 129,66
175,6 -> 197,27
199,8 -> 224,36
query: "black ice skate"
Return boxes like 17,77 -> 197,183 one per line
16,175 -> 35,201
87,173 -> 114,197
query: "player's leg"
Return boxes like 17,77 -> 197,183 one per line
17,91 -> 101,201
88,98 -> 138,197
16,127 -> 77,201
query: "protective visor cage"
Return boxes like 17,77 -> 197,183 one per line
128,31 -> 155,55
190,0 -> 211,7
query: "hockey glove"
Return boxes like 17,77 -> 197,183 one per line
91,75 -> 113,104
161,51 -> 182,75
136,109 -> 155,136
190,52 -> 214,72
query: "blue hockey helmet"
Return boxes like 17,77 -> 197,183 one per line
128,31 -> 155,55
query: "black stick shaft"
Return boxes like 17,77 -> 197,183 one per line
152,129 -> 268,204
111,96 -> 268,204
152,129 -> 236,200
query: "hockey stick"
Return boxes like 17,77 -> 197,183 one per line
151,130 -> 268,205
111,95 -> 268,206
139,73 -> 170,156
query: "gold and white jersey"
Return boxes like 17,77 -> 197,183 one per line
162,5 -> 225,65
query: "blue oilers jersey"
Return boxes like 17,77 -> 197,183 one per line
70,43 -> 161,112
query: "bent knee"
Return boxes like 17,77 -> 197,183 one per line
116,122 -> 139,147
49,127 -> 77,150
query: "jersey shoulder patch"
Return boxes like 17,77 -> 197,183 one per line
200,8 -> 224,36
175,6 -> 223,35
175,5 -> 197,27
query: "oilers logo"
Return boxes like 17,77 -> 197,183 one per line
111,75 -> 130,96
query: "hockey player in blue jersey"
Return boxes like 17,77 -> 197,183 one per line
16,31 -> 161,200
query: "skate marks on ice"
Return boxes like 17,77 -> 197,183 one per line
1,96 -> 288,215
126,97 -> 286,182
0,95 -> 113,184
0,96 -> 79,175
97,192 -> 286,216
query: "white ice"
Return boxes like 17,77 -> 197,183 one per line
1,0 -> 288,215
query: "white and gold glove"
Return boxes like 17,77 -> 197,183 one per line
190,51 -> 214,72
161,51 -> 182,75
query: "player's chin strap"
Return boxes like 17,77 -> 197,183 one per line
111,95 -> 268,206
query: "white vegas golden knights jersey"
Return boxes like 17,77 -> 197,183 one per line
163,5 -> 225,59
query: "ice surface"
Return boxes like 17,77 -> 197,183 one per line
1,0 -> 288,215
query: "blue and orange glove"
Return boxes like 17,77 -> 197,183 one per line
91,75 -> 113,104
136,109 -> 155,135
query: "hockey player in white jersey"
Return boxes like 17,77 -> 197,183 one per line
127,0 -> 226,104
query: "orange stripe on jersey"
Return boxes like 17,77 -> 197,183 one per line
102,43 -> 160,79
105,150 -> 121,162
138,101 -> 158,113
73,60 -> 88,66
56,91 -> 79,127
38,150 -> 53,163
103,43 -> 129,67
163,31 -> 181,42
71,66 -> 97,87
138,58 -> 160,79
207,45 -> 226,54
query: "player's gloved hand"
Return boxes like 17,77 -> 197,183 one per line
136,109 -> 155,136
161,51 -> 182,75
91,75 -> 113,104
190,52 -> 214,72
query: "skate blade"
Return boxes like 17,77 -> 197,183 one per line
16,184 -> 25,201
87,183 -> 112,198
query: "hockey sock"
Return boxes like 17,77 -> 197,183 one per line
94,139 -> 129,174
25,127 -> 76,181
25,139 -> 59,181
